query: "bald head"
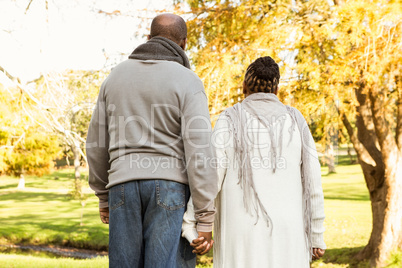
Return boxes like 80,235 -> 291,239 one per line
150,14 -> 187,45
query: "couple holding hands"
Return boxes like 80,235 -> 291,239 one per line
87,13 -> 325,268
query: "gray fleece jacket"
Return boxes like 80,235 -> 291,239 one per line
86,59 -> 218,231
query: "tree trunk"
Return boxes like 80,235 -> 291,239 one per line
362,85 -> 402,267
70,112 -> 82,198
71,142 -> 82,198
325,143 -> 336,173
17,174 -> 25,189
357,156 -> 402,267
340,85 -> 402,266
347,143 -> 356,164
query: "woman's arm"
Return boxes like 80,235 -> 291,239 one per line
181,114 -> 231,247
294,108 -> 326,250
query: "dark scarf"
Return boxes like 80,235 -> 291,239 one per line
129,36 -> 190,69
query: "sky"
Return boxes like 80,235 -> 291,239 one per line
0,0 -> 173,82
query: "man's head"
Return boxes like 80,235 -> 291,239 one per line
149,13 -> 187,49
243,56 -> 280,96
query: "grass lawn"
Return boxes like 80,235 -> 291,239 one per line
0,169 -> 108,250
0,254 -> 107,268
313,165 -> 372,268
0,164 -> 401,267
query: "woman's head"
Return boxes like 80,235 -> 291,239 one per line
243,56 -> 280,96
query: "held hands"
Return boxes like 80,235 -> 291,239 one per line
99,207 -> 109,224
312,248 -> 325,260
190,232 -> 214,255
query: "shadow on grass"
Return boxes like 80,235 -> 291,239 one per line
0,191 -> 93,204
196,247 -> 372,268
0,191 -> 71,203
318,246 -> 369,268
323,183 -> 370,202
0,190 -> 108,250
336,155 -> 358,166
323,194 -> 370,202
320,155 -> 357,167
0,219 -> 109,251
0,184 -> 18,190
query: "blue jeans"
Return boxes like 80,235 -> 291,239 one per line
108,180 -> 196,268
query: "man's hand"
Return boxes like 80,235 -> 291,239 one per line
198,231 -> 212,244
99,207 -> 109,224
190,232 -> 213,255
312,248 -> 325,260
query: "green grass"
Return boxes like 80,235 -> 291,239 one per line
0,169 -> 108,250
0,254 -> 107,268
310,165 -> 371,268
1,165 -> 401,267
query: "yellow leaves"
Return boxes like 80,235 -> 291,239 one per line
177,0 -> 402,132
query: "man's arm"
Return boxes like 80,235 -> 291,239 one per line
181,114 -> 231,254
86,82 -> 110,212
181,79 -> 218,238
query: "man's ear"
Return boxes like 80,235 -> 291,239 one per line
180,38 -> 187,50
147,35 -> 152,40
274,86 -> 278,95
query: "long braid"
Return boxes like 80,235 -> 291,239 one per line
244,56 -> 280,94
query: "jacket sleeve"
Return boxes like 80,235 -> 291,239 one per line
181,79 -> 219,232
294,108 -> 326,250
86,82 -> 110,208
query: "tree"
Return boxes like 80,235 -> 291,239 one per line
0,84 -> 61,183
291,1 -> 402,266
175,0 -> 402,266
0,67 -> 106,194
29,70 -> 105,196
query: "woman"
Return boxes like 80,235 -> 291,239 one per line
182,56 -> 326,267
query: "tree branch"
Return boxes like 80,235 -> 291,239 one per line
21,95 -> 49,131
97,9 -> 122,16
368,86 -> 398,164
338,100 -> 384,193
0,67 -> 89,164
0,66 -> 51,110
26,75 -> 43,85
354,86 -> 383,165
0,133 -> 26,151
25,0 -> 34,14
1,29 -> 12,34
0,65 -> 20,84
396,75 -> 402,151
339,108 -> 376,166
333,0 -> 344,6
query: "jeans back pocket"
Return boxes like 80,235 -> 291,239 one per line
156,180 -> 186,211
109,184 -> 125,210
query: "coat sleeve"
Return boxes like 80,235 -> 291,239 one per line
294,108 -> 326,250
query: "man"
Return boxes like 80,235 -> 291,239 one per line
86,13 -> 218,268
182,56 -> 326,267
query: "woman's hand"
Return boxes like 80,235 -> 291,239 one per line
190,232 -> 214,255
312,248 -> 325,260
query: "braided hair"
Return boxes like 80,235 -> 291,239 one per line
244,56 -> 280,94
